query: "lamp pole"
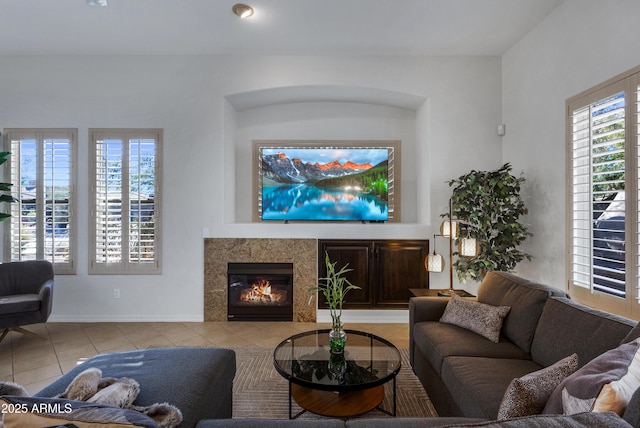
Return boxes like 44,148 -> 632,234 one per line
424,198 -> 477,296
448,198 -> 454,295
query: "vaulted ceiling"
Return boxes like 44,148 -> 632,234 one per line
1,0 -> 563,56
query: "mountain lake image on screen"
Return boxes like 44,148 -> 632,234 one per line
260,147 -> 390,221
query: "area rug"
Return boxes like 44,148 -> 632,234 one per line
233,347 -> 438,419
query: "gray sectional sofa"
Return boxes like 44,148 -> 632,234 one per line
410,271 -> 640,421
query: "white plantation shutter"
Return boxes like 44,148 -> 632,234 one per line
95,138 -> 124,264
567,66 -> 640,318
128,138 -> 157,263
90,129 -> 161,274
570,104 -> 592,289
570,91 -> 627,296
3,129 -> 76,274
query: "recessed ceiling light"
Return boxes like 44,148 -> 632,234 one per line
232,4 -> 254,19
87,0 -> 108,5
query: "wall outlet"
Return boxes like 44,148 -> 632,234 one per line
113,288 -> 120,299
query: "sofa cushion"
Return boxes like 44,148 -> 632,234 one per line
544,338 -> 640,415
0,294 -> 40,315
497,353 -> 578,420
196,419 -> 490,428
441,356 -> 544,420
477,271 -> 565,353
531,297 -> 636,368
347,418 -> 488,427
36,347 -> 236,428
413,322 -> 531,375
196,419 -> 345,428
622,386 -> 640,426
440,294 -> 510,343
421,412 -> 631,427
0,395 -> 159,428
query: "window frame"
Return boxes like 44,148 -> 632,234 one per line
89,128 -> 162,275
566,65 -> 640,319
2,128 -> 77,275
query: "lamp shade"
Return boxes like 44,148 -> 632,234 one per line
440,220 -> 459,238
425,253 -> 445,272
459,237 -> 478,257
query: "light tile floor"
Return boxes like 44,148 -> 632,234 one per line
0,322 -> 409,394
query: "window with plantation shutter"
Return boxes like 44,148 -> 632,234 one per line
567,66 -> 640,318
570,92 -> 626,296
2,129 -> 77,274
90,129 -> 162,274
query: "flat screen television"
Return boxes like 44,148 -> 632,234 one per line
255,141 -> 399,222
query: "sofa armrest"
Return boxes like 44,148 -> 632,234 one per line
409,296 -> 449,324
409,296 -> 450,368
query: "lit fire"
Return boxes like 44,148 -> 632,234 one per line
240,279 -> 286,304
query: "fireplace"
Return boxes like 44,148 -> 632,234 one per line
227,262 -> 294,321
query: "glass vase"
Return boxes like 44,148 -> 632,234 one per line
329,319 -> 347,354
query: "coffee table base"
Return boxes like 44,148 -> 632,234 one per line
290,382 -> 394,419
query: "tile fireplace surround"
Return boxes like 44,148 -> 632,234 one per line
204,238 -> 317,322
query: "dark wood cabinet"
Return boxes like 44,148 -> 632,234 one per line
318,239 -> 429,309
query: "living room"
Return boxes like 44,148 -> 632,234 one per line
1,0 -> 636,322
2,0 -> 640,426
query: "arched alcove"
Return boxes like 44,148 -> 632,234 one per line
223,85 -> 429,225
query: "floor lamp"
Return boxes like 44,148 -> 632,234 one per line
424,199 -> 478,296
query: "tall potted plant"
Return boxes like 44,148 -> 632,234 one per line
308,252 -> 360,354
445,163 -> 531,283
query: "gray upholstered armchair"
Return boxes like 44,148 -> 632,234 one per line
0,260 -> 54,342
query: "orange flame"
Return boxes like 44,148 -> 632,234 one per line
240,279 -> 286,304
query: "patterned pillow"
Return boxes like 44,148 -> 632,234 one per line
0,395 -> 159,428
439,293 -> 510,342
497,353 -> 579,419
543,337 -> 640,415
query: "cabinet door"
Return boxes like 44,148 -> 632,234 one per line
318,240 -> 373,308
374,240 -> 429,307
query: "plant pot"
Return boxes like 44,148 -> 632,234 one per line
329,321 -> 346,354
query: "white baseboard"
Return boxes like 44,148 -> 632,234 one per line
315,309 -> 408,323
48,314 -> 204,323
49,311 -> 409,324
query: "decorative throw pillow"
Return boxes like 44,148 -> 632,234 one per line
543,337 -> 640,415
0,396 -> 159,428
439,293 -> 510,342
497,353 -> 579,420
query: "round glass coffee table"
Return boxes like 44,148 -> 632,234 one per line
273,329 -> 402,419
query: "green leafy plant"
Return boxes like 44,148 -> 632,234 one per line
445,163 -> 531,283
308,252 -> 361,324
0,152 -> 15,221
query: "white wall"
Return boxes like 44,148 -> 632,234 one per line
0,55 -> 502,321
502,0 -> 640,287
